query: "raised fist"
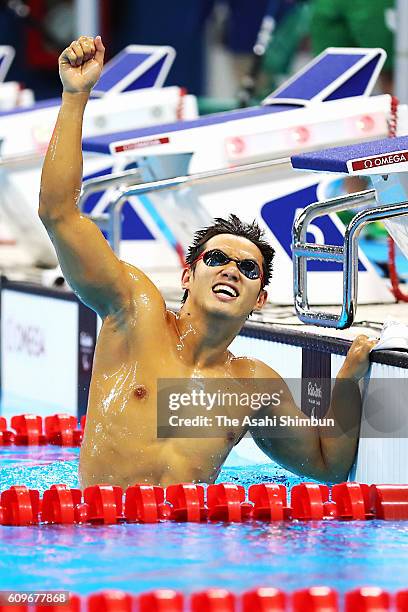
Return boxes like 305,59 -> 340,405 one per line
59,35 -> 105,94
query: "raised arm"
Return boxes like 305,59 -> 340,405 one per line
251,335 -> 376,483
39,36 -> 141,317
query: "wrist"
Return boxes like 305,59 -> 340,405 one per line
62,90 -> 90,105
336,366 -> 360,383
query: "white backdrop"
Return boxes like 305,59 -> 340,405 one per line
1,290 -> 78,417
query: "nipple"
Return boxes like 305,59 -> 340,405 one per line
133,385 -> 148,400
227,431 -> 235,443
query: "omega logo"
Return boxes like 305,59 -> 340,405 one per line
5,318 -> 45,357
363,153 -> 406,168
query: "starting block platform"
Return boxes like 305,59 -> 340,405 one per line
292,135 -> 408,175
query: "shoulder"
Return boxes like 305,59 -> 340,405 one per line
105,261 -> 167,325
231,355 -> 281,380
121,262 -> 166,307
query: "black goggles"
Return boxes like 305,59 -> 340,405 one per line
191,249 -> 264,283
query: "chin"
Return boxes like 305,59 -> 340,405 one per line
206,300 -> 246,321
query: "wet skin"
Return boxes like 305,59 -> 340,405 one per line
80,234 -> 270,489
39,36 -> 376,489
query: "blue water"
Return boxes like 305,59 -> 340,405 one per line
1,448 -> 408,596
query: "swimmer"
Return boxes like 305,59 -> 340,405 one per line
39,36 -> 377,488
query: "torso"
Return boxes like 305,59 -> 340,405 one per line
79,269 -> 259,489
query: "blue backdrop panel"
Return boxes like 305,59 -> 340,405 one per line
93,51 -> 151,93
123,56 -> 167,91
274,52 -> 365,100
323,55 -> 381,101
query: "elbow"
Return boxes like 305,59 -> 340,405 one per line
38,195 -> 71,227
38,192 -> 52,225
38,206 -> 49,226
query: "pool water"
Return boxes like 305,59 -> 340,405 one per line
1,447 -> 408,596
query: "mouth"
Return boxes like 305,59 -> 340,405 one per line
212,283 -> 239,302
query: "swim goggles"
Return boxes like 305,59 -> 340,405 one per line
191,249 -> 264,283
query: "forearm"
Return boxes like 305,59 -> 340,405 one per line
319,369 -> 362,482
39,91 -> 89,222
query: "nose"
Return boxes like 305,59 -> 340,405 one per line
220,263 -> 240,282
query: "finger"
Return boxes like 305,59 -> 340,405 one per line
94,35 -> 105,67
60,47 -> 77,67
78,36 -> 95,62
354,334 -> 369,343
70,40 -> 84,66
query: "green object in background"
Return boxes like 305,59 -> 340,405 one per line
261,2 -> 312,95
198,97 -> 239,115
310,0 -> 395,71
337,211 -> 388,240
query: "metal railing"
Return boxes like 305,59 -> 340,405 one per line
0,150 -> 45,168
293,189 -> 408,329
78,167 -> 144,236
78,156 -> 292,253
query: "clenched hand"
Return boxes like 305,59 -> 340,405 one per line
59,35 -> 105,94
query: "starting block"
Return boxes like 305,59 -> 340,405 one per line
292,135 -> 408,328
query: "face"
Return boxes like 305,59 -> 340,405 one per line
181,234 -> 268,319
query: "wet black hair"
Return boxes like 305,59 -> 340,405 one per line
182,214 -> 275,304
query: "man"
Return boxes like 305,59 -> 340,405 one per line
39,36 -> 376,489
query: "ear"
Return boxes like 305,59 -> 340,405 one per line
181,266 -> 191,290
254,289 -> 268,311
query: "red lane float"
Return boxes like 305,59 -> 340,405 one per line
292,587 -> 338,611
331,483 -> 372,520
125,484 -> 165,523
139,590 -> 184,611
166,483 -> 206,522
88,590 -> 133,612
34,594 -> 81,611
0,428 -> 15,445
84,485 -> 123,524
345,587 -> 391,611
248,484 -> 288,521
42,484 -> 82,524
242,587 -> 286,611
4,482 -> 408,525
396,590 -> 408,611
207,484 -> 247,521
4,588 -> 408,611
0,604 -> 29,612
0,485 -> 40,525
370,485 -> 408,520
11,415 -> 46,445
44,414 -> 82,446
291,484 -> 336,520
191,589 -> 236,611
0,413 -> 85,447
